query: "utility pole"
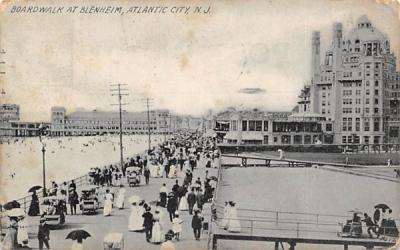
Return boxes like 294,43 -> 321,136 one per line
163,114 -> 167,143
142,97 -> 153,152
110,84 -> 129,175
169,114 -> 172,139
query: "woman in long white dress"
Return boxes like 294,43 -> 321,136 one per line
17,216 -> 29,247
151,210 -> 163,244
128,202 -> 145,231
226,202 -> 241,233
221,201 -> 230,229
168,165 -> 177,178
115,187 -> 126,209
178,193 -> 189,211
103,190 -> 113,216
149,163 -> 158,178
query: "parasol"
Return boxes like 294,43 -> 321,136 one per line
28,185 -> 42,193
3,200 -> 21,210
7,208 -> 26,217
66,229 -> 91,241
374,204 -> 390,210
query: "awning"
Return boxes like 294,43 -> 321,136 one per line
241,132 -> 264,140
224,131 -> 239,140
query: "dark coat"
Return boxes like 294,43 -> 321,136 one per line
187,192 -> 196,205
38,223 -> 50,240
167,197 -> 177,212
191,214 -> 203,229
142,212 -> 154,228
196,193 -> 204,206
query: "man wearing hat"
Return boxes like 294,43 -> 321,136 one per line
167,195 -> 178,222
187,188 -> 196,215
196,189 -> 204,212
191,210 -> 203,241
142,207 -> 153,242
38,217 -> 50,249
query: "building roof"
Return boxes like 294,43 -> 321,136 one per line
347,15 -> 387,43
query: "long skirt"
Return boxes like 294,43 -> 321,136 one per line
168,165 -> 177,178
128,209 -> 144,231
227,216 -> 241,233
103,200 -> 112,216
116,193 -> 125,209
151,222 -> 163,244
17,222 -> 29,245
178,196 -> 188,211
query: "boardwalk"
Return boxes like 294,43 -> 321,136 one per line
7,156 -> 218,250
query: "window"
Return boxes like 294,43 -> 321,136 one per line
232,120 -> 237,131
242,120 -> 247,131
356,90 -> 361,96
249,121 -> 256,131
343,99 -> 352,105
366,89 -> 370,95
343,90 -> 352,96
374,108 -> 379,114
255,121 -> 262,131
374,119 -> 380,131
343,108 -> 352,113
356,118 -> 360,131
342,118 -> 347,131
356,99 -> 361,104
375,89 -> 379,96
347,118 -> 352,131
342,136 -> 347,144
364,136 -> 369,144
347,136 -> 353,144
374,99 -> 379,105
326,123 -> 332,132
263,121 -> 268,131
375,81 -> 379,87
366,98 -> 370,104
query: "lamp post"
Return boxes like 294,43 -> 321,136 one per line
41,143 -> 47,197
38,125 -> 48,197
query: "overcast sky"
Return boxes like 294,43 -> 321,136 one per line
1,0 -> 399,121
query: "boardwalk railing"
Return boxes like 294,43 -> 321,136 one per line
211,234 -> 396,250
218,143 -> 400,155
0,174 -> 89,232
220,154 -> 365,168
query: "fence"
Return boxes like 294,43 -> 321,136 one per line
218,143 -> 400,155
212,206 -> 398,249
0,174 -> 89,228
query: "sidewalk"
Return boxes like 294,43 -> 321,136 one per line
21,155 -> 218,250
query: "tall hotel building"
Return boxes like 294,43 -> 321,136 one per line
310,16 -> 400,144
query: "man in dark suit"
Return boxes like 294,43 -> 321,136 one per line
191,211 -> 203,240
142,207 -> 153,242
187,188 -> 197,215
167,195 -> 178,222
196,189 -> 204,212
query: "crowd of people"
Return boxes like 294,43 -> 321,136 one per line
0,132 -> 224,250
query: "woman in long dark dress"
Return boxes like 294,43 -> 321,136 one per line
28,191 -> 40,216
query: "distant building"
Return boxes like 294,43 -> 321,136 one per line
175,115 -> 204,132
0,104 -> 20,123
309,16 -> 400,144
204,108 -> 333,145
0,104 -> 20,137
50,107 -> 172,136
